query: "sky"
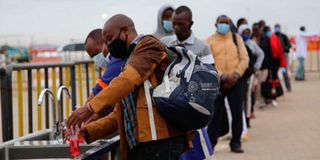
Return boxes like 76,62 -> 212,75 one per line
0,0 -> 319,46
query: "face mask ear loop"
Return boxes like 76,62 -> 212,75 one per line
124,32 -> 130,59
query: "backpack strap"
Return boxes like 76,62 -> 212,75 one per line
143,80 -> 157,140
232,32 -> 244,61
183,48 -> 197,82
198,128 -> 211,158
232,32 -> 238,47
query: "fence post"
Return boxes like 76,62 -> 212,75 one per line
85,63 -> 90,98
70,65 -> 77,110
44,68 -> 49,129
0,67 -> 13,141
27,69 -> 33,133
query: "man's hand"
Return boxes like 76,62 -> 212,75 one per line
67,103 -> 95,128
223,73 -> 239,89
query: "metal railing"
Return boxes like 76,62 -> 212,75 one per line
306,51 -> 320,72
0,60 -> 104,141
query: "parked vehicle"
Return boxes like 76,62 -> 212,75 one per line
29,45 -> 60,63
2,45 -> 31,63
57,42 -> 90,62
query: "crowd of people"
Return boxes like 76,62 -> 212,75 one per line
65,4 -> 309,160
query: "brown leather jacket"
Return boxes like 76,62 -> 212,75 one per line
85,35 -> 193,160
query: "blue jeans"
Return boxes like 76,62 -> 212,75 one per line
282,54 -> 292,91
295,58 -> 305,80
128,135 -> 185,160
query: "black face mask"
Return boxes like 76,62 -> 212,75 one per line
108,30 -> 128,59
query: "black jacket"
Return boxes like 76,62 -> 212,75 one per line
275,32 -> 292,54
259,36 -> 272,70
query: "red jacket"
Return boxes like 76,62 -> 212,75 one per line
270,34 -> 287,67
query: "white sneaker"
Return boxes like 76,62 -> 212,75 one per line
271,100 -> 278,107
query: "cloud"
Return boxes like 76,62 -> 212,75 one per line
0,0 -> 319,46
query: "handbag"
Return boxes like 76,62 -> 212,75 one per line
261,70 -> 283,99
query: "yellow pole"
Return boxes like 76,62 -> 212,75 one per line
36,69 -> 42,130
51,67 -> 57,124
52,67 -> 57,95
77,64 -> 84,106
17,70 -> 24,136
52,67 -> 57,102
65,67 -> 71,118
90,63 -> 96,88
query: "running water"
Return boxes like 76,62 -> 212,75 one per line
68,126 -> 84,157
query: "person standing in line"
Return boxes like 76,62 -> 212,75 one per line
153,4 -> 175,39
274,24 -> 292,91
206,15 -> 249,153
263,26 -> 287,106
238,24 -> 265,127
253,23 -> 273,108
160,6 -> 215,159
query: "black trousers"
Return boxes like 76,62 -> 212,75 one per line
207,78 -> 245,149
128,135 -> 185,160
271,58 -> 280,81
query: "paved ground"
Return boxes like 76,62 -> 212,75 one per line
211,72 -> 320,160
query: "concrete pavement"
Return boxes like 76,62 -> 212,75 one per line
211,72 -> 320,160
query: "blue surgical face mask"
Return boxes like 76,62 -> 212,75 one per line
162,20 -> 173,32
274,27 -> 281,33
241,34 -> 251,41
265,31 -> 272,38
216,23 -> 230,34
92,52 -> 108,69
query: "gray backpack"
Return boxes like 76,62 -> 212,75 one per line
144,46 -> 219,131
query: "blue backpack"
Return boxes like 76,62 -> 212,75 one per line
144,46 -> 219,131
179,128 -> 214,160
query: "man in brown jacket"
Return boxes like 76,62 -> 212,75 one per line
206,15 -> 249,153
67,14 -> 191,160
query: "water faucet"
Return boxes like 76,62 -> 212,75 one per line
57,85 -> 71,122
38,88 -> 59,141
38,89 -> 57,124
57,85 -> 71,143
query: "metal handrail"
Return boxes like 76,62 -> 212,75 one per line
79,135 -> 120,160
0,60 -> 101,142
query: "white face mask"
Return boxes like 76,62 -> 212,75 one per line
92,52 -> 108,69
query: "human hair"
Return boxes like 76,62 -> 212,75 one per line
251,23 -> 260,37
164,7 -> 174,14
258,20 -> 266,28
216,14 -> 228,23
252,22 -> 259,29
84,29 -> 104,45
274,23 -> 281,28
263,26 -> 271,33
175,5 -> 192,20
237,18 -> 247,28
